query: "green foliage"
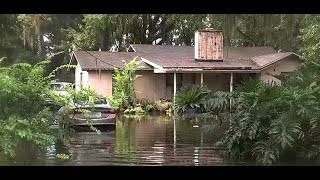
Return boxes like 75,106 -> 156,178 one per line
134,99 -> 156,112
134,106 -> 145,114
56,153 -> 70,160
0,56 -> 102,157
300,15 -> 320,62
155,100 -> 173,112
112,58 -> 141,109
107,96 -> 121,111
211,74 -> 320,165
61,14 -> 308,53
123,105 -> 145,115
0,14 -> 314,66
0,59 -> 66,156
174,84 -> 211,113
146,104 -> 155,112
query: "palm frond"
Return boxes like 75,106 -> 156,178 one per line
252,141 -> 280,165
174,84 -> 211,113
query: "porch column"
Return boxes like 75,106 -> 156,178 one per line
230,73 -> 233,92
200,73 -> 204,85
174,72 -> 177,104
229,73 -> 234,125
173,117 -> 176,156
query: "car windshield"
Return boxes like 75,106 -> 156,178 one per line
94,98 -> 109,105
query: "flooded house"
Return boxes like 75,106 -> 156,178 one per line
67,29 -> 303,101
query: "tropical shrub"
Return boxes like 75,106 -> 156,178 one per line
0,57 -> 102,157
135,99 -> 156,112
107,96 -> 122,111
134,106 -> 145,114
123,104 -> 145,115
207,73 -> 320,165
145,104 -> 155,112
155,100 -> 172,112
0,60 -> 67,156
174,84 -> 211,113
112,58 -> 141,109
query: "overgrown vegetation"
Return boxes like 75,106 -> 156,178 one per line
0,60 -> 65,156
0,57 -> 102,157
3,14 -> 320,165
109,58 -> 141,111
108,58 -> 173,114
174,84 -> 210,113
172,60 -> 320,165
195,62 -> 320,165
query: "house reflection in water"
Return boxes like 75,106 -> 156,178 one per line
64,115 -> 232,166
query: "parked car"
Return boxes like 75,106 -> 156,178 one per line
67,98 -> 116,126
49,82 -> 74,96
43,82 -> 74,111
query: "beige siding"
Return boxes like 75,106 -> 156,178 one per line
134,71 -> 166,101
260,56 -> 301,84
88,70 -> 112,97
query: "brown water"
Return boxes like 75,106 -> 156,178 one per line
0,114 -> 237,166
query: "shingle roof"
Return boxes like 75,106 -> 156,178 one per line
72,51 -> 153,70
130,44 -> 276,70
250,52 -> 298,69
72,44 -> 301,71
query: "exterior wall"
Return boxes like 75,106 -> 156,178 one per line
76,68 -> 257,100
75,64 -> 82,90
75,63 -> 89,90
260,56 -> 301,84
134,71 -> 167,101
87,70 -> 113,97
182,73 -> 197,85
203,73 -> 230,92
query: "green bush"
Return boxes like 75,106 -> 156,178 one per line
112,59 -> 141,109
134,106 -> 145,114
146,104 -> 155,112
0,60 -> 67,156
155,100 -> 172,112
135,99 -> 156,112
206,71 -> 320,165
174,84 -> 211,113
123,105 -> 145,115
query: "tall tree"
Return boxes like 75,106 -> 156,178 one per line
18,14 -> 50,57
300,14 -> 320,61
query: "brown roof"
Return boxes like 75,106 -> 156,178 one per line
72,44 -> 301,72
251,52 -> 298,69
72,51 -> 153,70
131,44 -> 276,69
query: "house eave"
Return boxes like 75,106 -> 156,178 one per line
141,57 -> 164,70
82,68 -> 153,71
156,68 -> 260,73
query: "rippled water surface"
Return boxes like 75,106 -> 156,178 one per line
0,115 -> 236,166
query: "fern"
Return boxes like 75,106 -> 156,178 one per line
174,84 -> 211,113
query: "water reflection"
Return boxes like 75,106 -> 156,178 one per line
0,114 -> 233,166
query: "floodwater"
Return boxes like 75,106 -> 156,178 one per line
0,114 -> 237,166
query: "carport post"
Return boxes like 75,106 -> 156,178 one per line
230,73 -> 233,92
200,73 -> 204,85
174,72 -> 177,104
230,73 -> 234,125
